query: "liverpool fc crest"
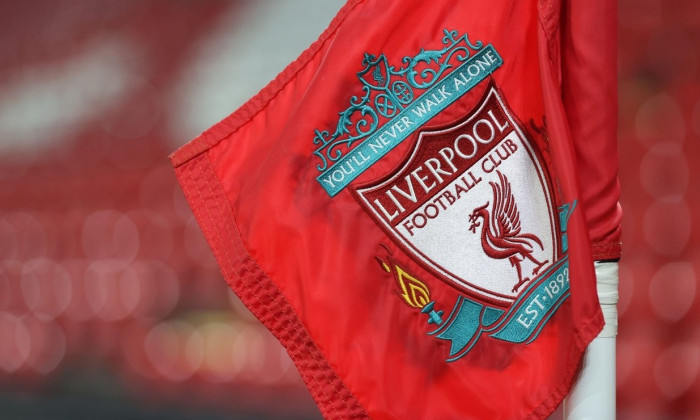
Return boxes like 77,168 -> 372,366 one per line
362,82 -> 576,361
353,82 -> 558,307
314,28 -> 576,361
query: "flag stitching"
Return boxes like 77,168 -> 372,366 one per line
179,155 -> 369,418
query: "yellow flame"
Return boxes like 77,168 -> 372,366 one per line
395,265 -> 431,309
381,262 -> 391,273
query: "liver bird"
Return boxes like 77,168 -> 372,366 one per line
468,171 -> 548,292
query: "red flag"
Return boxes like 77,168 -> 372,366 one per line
171,0 -> 620,418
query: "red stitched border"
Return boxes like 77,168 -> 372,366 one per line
174,153 -> 369,419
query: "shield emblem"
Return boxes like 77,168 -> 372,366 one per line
352,84 -> 559,307
357,53 -> 391,90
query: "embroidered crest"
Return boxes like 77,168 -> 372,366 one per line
353,83 -> 558,307
360,84 -> 577,361
311,28 -> 577,361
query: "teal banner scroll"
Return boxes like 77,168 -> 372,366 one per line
316,45 -> 503,196
429,257 -> 570,362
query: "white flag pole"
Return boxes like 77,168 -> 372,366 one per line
564,261 -> 619,420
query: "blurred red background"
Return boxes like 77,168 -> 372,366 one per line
0,1 -> 698,419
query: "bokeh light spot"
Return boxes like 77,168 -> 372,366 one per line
131,261 -> 180,319
145,320 -> 198,382
635,93 -> 685,148
82,210 -> 139,262
639,143 -> 688,200
198,322 -> 238,383
23,315 -> 66,375
643,199 -> 691,256
21,259 -> 72,319
84,260 -> 139,321
649,262 -> 696,322
100,75 -> 161,140
5,212 -> 48,259
0,312 -> 31,373
654,343 -> 700,399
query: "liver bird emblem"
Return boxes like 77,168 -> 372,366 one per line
468,171 -> 548,292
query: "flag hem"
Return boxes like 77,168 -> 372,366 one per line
530,313 -> 604,419
173,152 -> 370,419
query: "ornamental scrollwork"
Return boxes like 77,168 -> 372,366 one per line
313,29 -> 483,173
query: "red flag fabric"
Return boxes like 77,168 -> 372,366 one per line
171,0 -> 621,418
